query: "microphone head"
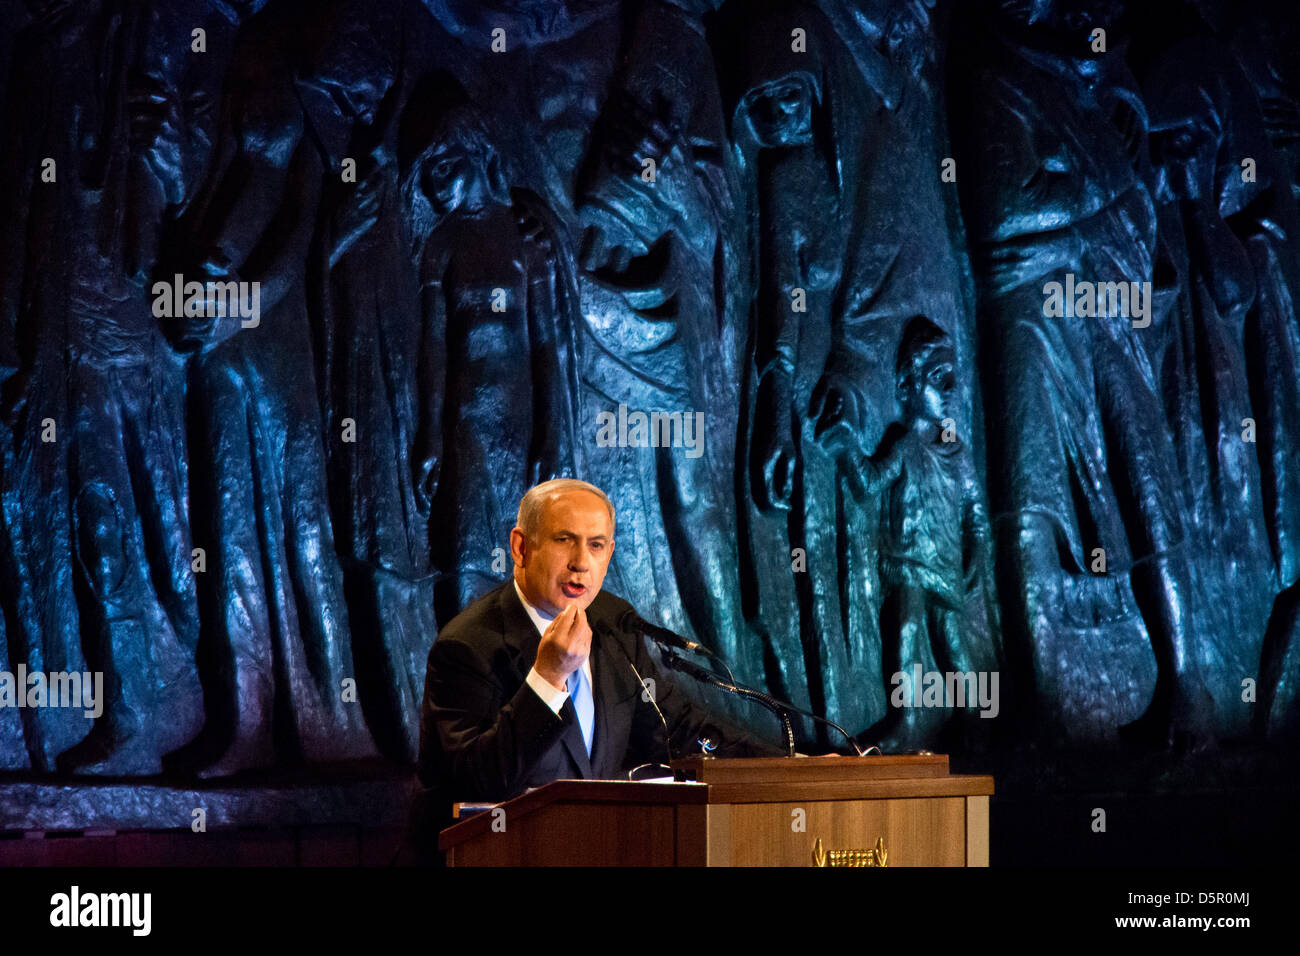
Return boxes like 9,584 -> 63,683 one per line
614,606 -> 702,652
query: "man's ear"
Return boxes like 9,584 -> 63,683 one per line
509,527 -> 527,568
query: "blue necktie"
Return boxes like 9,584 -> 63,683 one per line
567,667 -> 594,756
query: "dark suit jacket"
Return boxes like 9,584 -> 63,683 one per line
413,581 -> 782,848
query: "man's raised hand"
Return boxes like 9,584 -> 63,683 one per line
534,604 -> 592,692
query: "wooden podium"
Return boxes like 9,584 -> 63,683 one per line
439,754 -> 993,866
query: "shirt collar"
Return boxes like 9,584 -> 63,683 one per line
513,579 -> 556,637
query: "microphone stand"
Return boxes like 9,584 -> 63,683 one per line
656,647 -> 867,757
657,648 -> 798,757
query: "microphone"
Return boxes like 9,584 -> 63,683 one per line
613,609 -> 737,683
615,608 -> 701,652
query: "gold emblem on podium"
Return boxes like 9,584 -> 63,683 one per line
812,836 -> 889,867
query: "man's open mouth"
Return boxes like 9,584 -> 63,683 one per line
561,582 -> 587,599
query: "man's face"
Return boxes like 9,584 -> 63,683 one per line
512,491 -> 615,617
900,345 -> 957,425
1149,100 -> 1220,204
314,71 -> 391,127
745,75 -> 815,148
421,137 -> 501,218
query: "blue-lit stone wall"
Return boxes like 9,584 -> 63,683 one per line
0,0 -> 1296,797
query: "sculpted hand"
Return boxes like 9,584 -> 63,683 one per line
163,257 -> 243,352
752,371 -> 796,512
534,604 -> 592,692
412,426 -> 441,515
577,215 -> 646,275
413,453 -> 440,515
754,427 -> 797,513
810,374 -> 865,448
515,205 -> 551,253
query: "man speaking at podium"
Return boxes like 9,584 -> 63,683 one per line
414,479 -> 782,857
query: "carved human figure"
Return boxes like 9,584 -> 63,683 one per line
952,0 -> 1214,746
804,0 -> 983,519
1137,26 -> 1282,737
165,0 -> 390,774
1181,5 -> 1300,740
724,0 -> 988,741
573,0 -> 750,674
401,91 -> 579,630
1220,4 -> 1300,203
1,0 -> 217,774
822,318 -> 998,751
727,1 -> 863,731
314,31 -> 449,764
0,0 -> 91,771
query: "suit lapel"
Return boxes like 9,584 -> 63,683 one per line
589,637 -> 611,777
498,583 -> 543,683
501,583 -> 592,778
591,630 -> 634,779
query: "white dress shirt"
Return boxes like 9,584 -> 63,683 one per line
516,579 -> 594,716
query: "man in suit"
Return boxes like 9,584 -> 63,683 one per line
413,478 -> 782,858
